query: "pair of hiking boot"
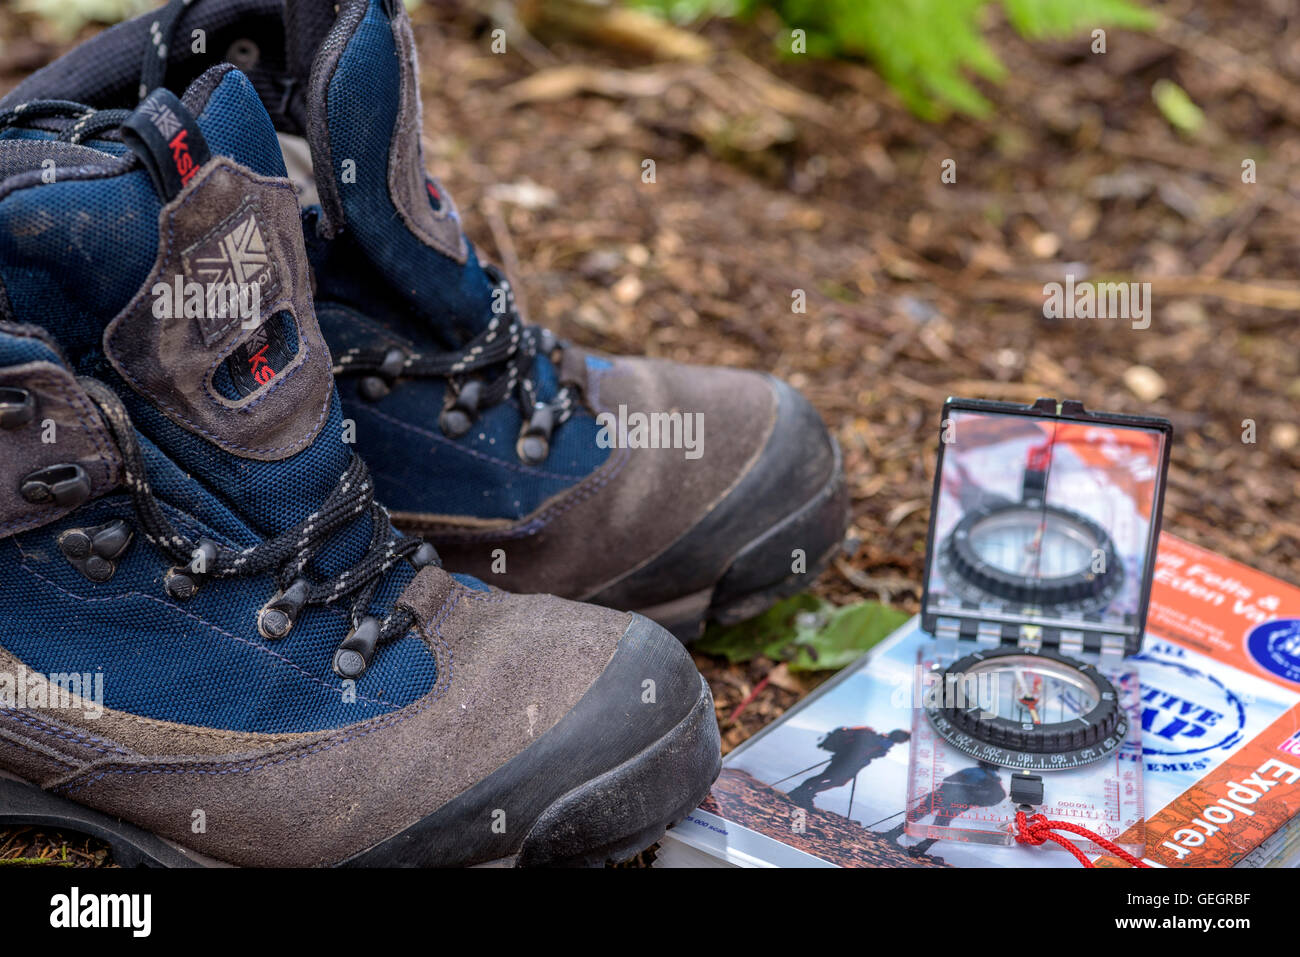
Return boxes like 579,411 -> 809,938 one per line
0,0 -> 846,866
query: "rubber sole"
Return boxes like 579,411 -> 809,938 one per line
0,675 -> 720,868
516,675 -> 720,867
0,770 -> 213,867
635,439 -> 849,642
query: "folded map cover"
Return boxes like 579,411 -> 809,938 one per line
661,535 -> 1300,867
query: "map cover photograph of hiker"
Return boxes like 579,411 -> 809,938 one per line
0,0 -> 1298,901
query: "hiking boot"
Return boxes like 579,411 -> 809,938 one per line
5,0 -> 850,639
0,65 -> 718,866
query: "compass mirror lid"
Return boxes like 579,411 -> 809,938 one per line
920,397 -> 1173,658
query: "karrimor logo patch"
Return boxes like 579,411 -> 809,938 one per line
139,97 -> 181,138
139,97 -> 198,188
1245,618 -> 1300,685
193,212 -> 271,287
181,202 -> 280,344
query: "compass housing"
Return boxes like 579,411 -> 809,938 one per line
924,646 -> 1128,770
916,397 -> 1169,772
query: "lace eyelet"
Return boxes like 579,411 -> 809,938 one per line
0,386 -> 36,429
537,327 -> 558,356
58,519 -> 132,583
20,463 -> 91,508
358,376 -> 391,401
258,578 -> 311,640
333,616 -> 381,679
410,542 -> 440,569
164,569 -> 198,601
357,348 -> 408,402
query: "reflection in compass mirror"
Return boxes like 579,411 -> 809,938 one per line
967,507 -> 1099,580
967,655 -> 1100,724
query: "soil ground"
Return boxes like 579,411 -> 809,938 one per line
2,0 -> 1298,865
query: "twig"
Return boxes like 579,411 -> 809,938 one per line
481,196 -> 530,321
728,671 -> 773,724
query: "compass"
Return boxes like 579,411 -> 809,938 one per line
937,460 -> 1123,613
925,646 -> 1127,770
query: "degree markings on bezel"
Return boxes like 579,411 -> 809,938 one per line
924,645 -> 1126,770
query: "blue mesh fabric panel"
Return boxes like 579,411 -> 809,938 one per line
326,0 -> 495,345
0,497 -> 437,733
316,300 -> 609,519
196,69 -> 288,179
0,328 -> 60,366
0,128 -> 130,157
0,165 -> 159,360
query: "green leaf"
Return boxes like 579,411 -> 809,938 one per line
696,594 -> 909,672
1151,79 -> 1205,135
695,593 -> 826,663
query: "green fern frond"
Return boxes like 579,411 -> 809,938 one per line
634,0 -> 1156,119
1002,0 -> 1156,39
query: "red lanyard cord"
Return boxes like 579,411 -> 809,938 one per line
1015,810 -> 1150,868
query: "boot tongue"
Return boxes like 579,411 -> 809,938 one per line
103,67 -> 343,522
0,66 -> 352,543
298,0 -> 497,346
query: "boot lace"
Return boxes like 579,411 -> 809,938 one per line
0,99 -> 132,145
331,268 -> 581,465
81,378 -> 436,681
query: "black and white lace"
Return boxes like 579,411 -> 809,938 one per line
331,269 -> 580,464
0,99 -> 131,145
81,377 -> 436,681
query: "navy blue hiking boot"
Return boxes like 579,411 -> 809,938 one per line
0,64 -> 718,866
4,0 -> 850,640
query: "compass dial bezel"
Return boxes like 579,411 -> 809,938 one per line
924,646 -> 1127,770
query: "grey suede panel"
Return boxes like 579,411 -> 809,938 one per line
393,355 -> 778,600
387,9 -> 468,264
42,569 -> 627,866
0,360 -> 122,539
102,157 -> 334,461
0,730 -> 78,785
0,706 -> 124,782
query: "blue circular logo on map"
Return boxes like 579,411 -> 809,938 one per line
1245,618 -> 1300,685
1130,653 -> 1246,757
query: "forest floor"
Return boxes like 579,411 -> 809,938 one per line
2,0 -> 1298,865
